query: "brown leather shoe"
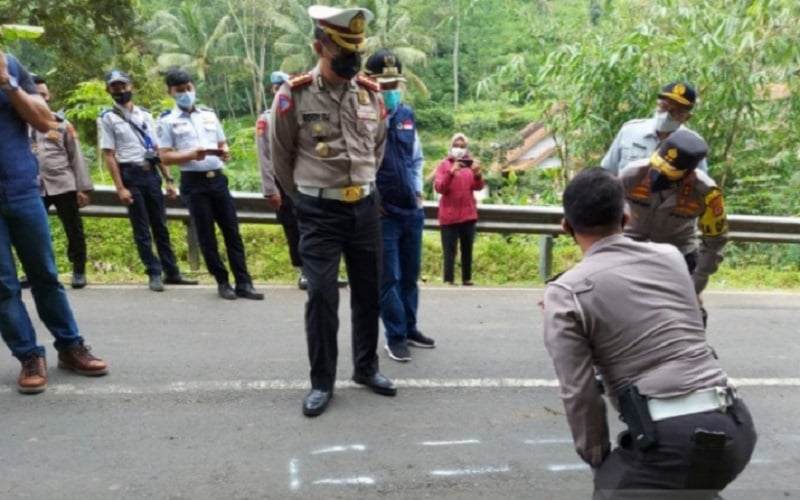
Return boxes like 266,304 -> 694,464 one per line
58,345 -> 108,376
18,354 -> 47,394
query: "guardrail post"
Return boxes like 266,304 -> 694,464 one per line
539,234 -> 554,282
184,219 -> 201,271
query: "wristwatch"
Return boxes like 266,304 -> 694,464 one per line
0,75 -> 19,93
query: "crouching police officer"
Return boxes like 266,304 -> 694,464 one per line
621,129 -> 727,321
269,5 -> 394,417
543,168 -> 756,498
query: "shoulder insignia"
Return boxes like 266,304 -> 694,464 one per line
288,72 -> 313,89
356,74 -> 380,93
159,109 -> 172,118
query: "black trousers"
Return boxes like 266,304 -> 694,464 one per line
42,191 -> 87,274
276,181 -> 302,268
120,166 -> 180,278
293,192 -> 381,391
180,171 -> 251,287
594,399 -> 757,499
440,220 -> 476,283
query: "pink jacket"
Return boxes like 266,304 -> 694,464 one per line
434,154 -> 485,226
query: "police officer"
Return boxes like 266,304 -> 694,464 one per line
364,48 -> 435,362
99,69 -> 197,292
256,70 -> 307,289
157,69 -> 263,301
31,75 -> 93,289
269,5 -> 394,417
620,129 -> 728,296
543,168 -> 756,498
601,81 -> 707,175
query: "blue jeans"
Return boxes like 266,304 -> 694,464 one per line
0,195 -> 83,359
380,210 -> 423,343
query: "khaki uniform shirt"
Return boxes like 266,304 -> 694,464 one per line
543,234 -> 727,467
621,160 -> 728,292
256,110 -> 278,197
268,64 -> 387,196
98,104 -> 158,164
157,106 -> 226,172
32,116 -> 93,196
600,118 -> 708,175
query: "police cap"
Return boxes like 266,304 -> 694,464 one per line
105,70 -> 131,86
658,81 -> 697,109
365,49 -> 406,83
309,5 -> 374,52
650,129 -> 708,173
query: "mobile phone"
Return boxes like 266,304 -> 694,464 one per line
204,148 -> 225,156
460,158 -> 474,168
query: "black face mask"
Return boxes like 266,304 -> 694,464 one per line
648,168 -> 676,193
111,91 -> 133,105
331,51 -> 362,79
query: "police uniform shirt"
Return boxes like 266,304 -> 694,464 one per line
157,106 -> 226,172
256,110 -> 279,197
32,117 -> 93,197
543,234 -> 728,467
99,104 -> 158,164
621,159 -> 728,293
268,64 -> 388,196
601,117 -> 708,175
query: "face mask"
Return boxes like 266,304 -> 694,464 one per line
648,168 -> 677,193
654,110 -> 681,133
382,89 -> 401,112
111,91 -> 132,105
331,51 -> 362,79
174,91 -> 196,109
450,147 -> 467,159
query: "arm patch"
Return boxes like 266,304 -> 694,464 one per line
699,189 -> 728,236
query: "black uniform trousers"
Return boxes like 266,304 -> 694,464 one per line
293,192 -> 381,391
120,165 -> 181,278
440,220 -> 476,283
594,399 -> 757,499
276,181 -> 302,268
180,171 -> 251,287
42,191 -> 87,275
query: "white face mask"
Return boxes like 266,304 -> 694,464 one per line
450,147 -> 467,159
654,110 -> 681,133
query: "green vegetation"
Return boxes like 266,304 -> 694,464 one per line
3,0 -> 798,288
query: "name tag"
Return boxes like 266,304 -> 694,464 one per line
357,109 -> 377,121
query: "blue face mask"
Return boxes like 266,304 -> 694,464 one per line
382,89 -> 401,112
174,91 -> 196,109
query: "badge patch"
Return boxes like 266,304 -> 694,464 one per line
277,94 -> 294,116
256,119 -> 267,136
699,190 -> 728,236
401,120 -> 414,130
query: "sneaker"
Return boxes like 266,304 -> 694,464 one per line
71,273 -> 87,289
58,344 -> 108,376
148,275 -> 164,292
18,353 -> 47,394
407,331 -> 436,348
384,341 -> 411,362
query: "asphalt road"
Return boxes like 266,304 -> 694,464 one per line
0,285 -> 797,499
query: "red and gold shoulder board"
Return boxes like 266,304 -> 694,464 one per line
356,74 -> 380,93
288,72 -> 313,89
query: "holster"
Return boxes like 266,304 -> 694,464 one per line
616,383 -> 659,450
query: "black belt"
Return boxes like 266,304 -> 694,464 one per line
118,161 -> 153,170
181,170 -> 222,179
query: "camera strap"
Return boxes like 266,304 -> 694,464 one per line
111,107 -> 154,151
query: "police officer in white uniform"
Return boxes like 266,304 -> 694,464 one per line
601,82 -> 707,175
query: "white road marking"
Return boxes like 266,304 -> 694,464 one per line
547,463 -> 589,472
289,458 -> 300,491
311,444 -> 366,455
430,466 -> 511,476
2,377 -> 798,395
312,477 -> 375,485
420,439 -> 481,446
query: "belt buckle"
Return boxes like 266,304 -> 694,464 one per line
206,170 -> 216,179
341,185 -> 363,203
714,387 -> 732,409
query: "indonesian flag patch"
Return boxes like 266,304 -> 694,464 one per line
401,120 -> 414,130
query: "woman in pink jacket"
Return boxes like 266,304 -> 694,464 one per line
434,133 -> 485,285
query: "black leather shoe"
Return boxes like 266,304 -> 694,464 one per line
71,273 -> 87,289
218,283 -> 237,300
235,284 -> 264,300
352,372 -> 397,396
149,275 -> 164,292
164,274 -> 198,285
302,389 -> 332,417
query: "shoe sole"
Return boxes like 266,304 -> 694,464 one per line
58,361 -> 109,377
407,339 -> 436,349
18,384 -> 46,394
384,344 -> 411,362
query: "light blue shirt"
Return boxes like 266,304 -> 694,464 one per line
157,106 -> 226,172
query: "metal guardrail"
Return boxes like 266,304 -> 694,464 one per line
78,186 -> 800,280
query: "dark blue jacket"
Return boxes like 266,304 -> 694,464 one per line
0,55 -> 40,201
376,104 -> 421,216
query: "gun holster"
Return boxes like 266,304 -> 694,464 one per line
616,383 -> 659,450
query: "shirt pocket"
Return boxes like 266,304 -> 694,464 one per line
620,143 -> 648,169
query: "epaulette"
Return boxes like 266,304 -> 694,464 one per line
356,74 -> 380,93
288,72 -> 313,89
545,271 -> 566,284
621,117 -> 650,127
159,109 -> 172,118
